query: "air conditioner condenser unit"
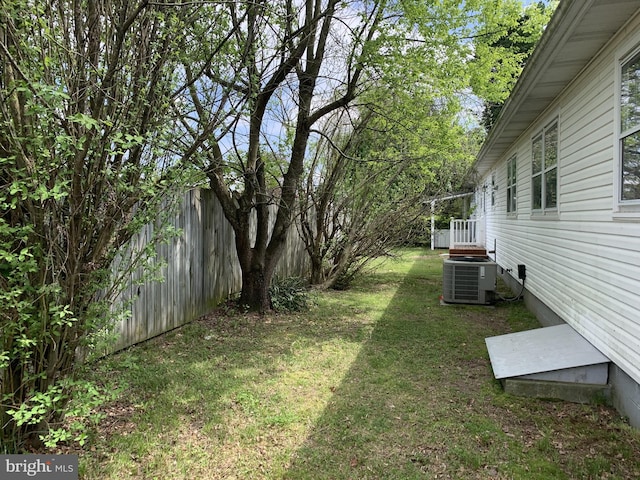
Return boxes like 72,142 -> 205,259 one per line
442,257 -> 497,305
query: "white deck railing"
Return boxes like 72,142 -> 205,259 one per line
449,218 -> 484,249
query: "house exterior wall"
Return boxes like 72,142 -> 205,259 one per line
478,10 -> 640,426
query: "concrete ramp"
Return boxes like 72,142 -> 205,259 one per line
485,324 -> 611,403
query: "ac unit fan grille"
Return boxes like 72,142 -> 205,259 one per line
449,265 -> 480,300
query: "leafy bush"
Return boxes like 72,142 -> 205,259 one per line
5,378 -> 119,450
1,1 -> 189,451
269,277 -> 311,312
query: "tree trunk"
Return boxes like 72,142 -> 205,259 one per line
199,0 -> 365,311
234,238 -> 280,313
238,263 -> 271,312
309,254 -> 324,285
231,200 -> 279,313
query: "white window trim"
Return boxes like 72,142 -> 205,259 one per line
531,118 -> 559,218
506,154 -> 517,216
490,172 -> 496,210
613,40 -> 640,218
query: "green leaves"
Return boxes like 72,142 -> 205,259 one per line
3,378 -> 118,449
6,388 -> 61,427
270,277 -> 312,313
67,113 -> 101,131
0,351 -> 10,369
0,0 -> 196,452
469,1 -> 557,128
109,131 -> 147,155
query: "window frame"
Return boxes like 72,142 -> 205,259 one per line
490,173 -> 496,209
615,43 -> 640,214
506,154 -> 517,215
531,119 -> 559,215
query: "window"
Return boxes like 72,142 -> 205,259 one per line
506,155 -> 517,213
491,173 -> 496,208
531,121 -> 558,212
620,50 -> 640,201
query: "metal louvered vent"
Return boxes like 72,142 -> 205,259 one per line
442,257 -> 497,305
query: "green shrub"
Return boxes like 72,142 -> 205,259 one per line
269,277 -> 310,312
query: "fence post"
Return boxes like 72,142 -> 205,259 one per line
449,217 -> 454,249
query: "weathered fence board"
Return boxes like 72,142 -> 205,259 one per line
109,188 -> 309,352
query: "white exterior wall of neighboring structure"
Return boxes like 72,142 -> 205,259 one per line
479,9 -> 640,426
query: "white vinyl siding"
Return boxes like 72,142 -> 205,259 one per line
481,11 -> 640,388
561,65 -> 614,220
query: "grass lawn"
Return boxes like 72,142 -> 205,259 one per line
77,248 -> 640,479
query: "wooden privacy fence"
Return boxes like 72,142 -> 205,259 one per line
109,188 -> 309,352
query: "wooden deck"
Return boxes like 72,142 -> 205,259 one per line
448,245 -> 487,258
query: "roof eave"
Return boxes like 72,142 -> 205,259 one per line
474,0 -> 640,178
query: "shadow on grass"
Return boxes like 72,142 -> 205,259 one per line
281,252 -> 640,480
81,266 -> 407,478
280,251 -> 519,479
82,250 -> 640,479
